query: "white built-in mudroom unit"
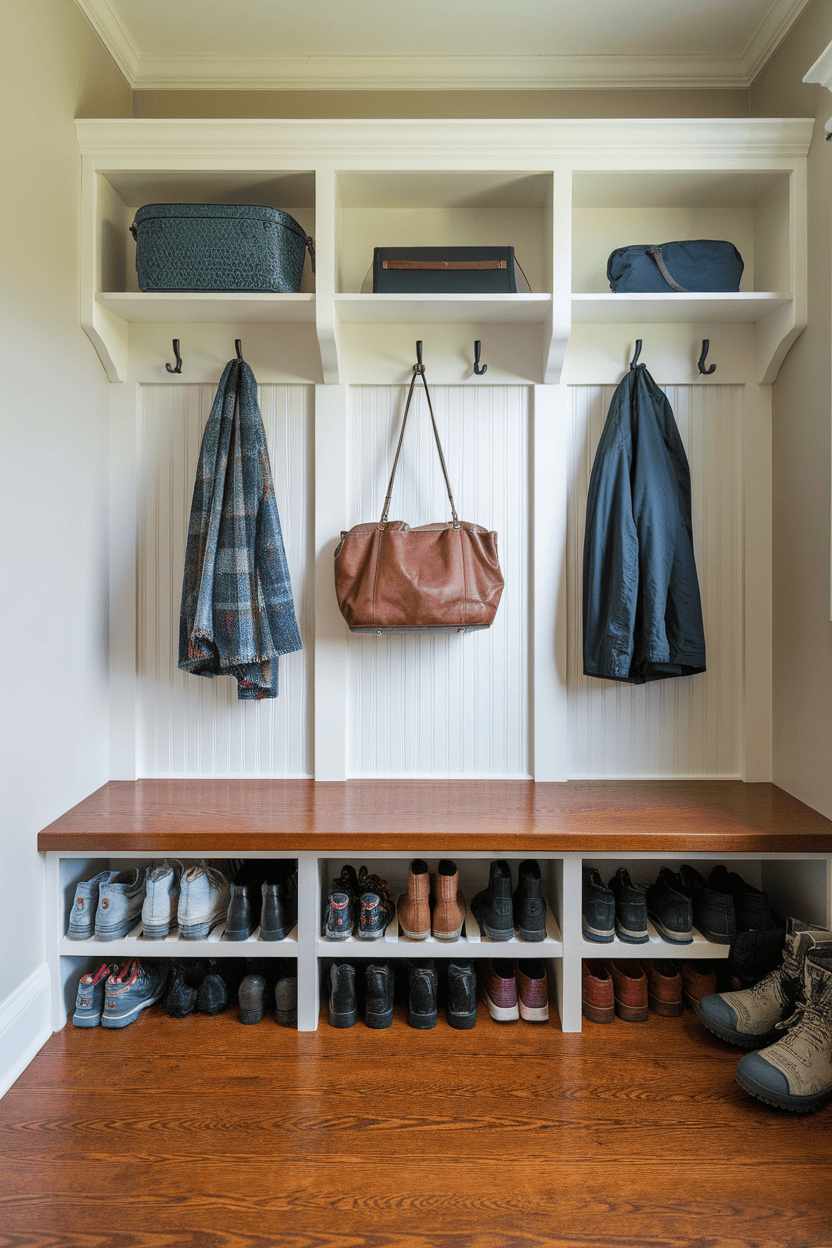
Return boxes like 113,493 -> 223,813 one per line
34,115 -> 832,1041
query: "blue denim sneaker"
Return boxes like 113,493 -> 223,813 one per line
177,861 -> 233,939
67,871 -> 118,940
102,959 -> 170,1028
95,868 -> 148,940
141,860 -> 182,939
72,962 -> 117,1027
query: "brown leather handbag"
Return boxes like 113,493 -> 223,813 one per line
334,358 -> 504,634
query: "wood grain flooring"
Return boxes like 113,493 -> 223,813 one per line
2,999 -> 832,1248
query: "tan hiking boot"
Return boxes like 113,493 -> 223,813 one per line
736,942 -> 832,1112
695,917 -> 832,1048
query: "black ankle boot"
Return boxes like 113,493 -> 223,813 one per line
446,960 -> 477,1029
328,962 -> 357,1028
364,962 -> 394,1028
513,859 -> 547,942
471,860 -> 514,940
260,863 -> 299,941
406,959 -> 438,1029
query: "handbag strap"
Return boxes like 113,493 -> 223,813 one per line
380,360 -> 459,527
646,246 -> 690,293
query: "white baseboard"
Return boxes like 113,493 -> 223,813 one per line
0,963 -> 51,1100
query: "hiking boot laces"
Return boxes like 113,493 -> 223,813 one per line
775,996 -> 832,1056
748,939 -> 804,1012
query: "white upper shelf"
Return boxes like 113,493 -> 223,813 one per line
97,292 -> 317,323
572,293 -> 792,324
334,294 -> 552,325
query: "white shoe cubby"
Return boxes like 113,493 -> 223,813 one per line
45,847 -> 832,1034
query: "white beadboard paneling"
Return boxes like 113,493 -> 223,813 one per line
347,385 -> 530,778
567,383 -> 742,778
138,383 -> 313,777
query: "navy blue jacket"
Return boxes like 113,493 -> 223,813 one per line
582,363 -> 706,684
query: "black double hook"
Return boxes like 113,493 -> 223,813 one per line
235,339 -> 244,361
166,338 -> 182,374
630,339 -> 643,369
473,340 -> 487,375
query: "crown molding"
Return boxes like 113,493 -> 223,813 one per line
119,52 -> 756,92
74,0 -> 811,93
75,116 -> 816,164
804,39 -> 832,91
74,0 -> 140,84
743,0 -> 812,84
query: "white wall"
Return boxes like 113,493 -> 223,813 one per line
751,0 -> 832,819
0,0 -> 130,1087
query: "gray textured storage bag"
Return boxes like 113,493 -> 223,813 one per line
131,203 -> 315,293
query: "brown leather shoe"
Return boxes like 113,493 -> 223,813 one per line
605,959 -> 648,1021
432,859 -> 466,941
397,859 -> 431,940
643,959 -> 683,1017
680,960 -> 718,1009
582,959 -> 614,1024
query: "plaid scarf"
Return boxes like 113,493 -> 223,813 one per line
178,359 -> 302,699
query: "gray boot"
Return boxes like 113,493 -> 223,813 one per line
695,917 -> 832,1048
736,941 -> 832,1112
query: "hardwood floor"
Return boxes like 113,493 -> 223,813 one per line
2,996 -> 832,1248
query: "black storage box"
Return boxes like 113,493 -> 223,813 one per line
372,246 -> 518,294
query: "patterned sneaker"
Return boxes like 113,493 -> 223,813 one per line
356,866 -> 394,940
324,866 -> 360,940
481,959 -> 520,1022
102,959 -> 170,1028
736,941 -> 832,1112
695,918 -> 832,1048
72,962 -> 117,1027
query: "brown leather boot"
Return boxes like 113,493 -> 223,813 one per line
398,859 -> 431,940
643,959 -> 683,1017
432,859 -> 466,941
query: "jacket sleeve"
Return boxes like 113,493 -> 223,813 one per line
582,438 -> 640,681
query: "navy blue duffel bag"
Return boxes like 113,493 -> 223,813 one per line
607,239 -> 744,293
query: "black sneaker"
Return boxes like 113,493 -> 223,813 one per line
513,860 -> 547,942
608,867 -> 648,944
646,867 -> 693,944
680,863 -> 735,944
471,860 -> 514,941
582,868 -> 615,943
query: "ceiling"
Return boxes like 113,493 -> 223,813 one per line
75,0 -> 812,91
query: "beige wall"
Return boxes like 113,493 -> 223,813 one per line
0,0 -> 130,1022
751,0 -> 832,818
133,87 -> 749,120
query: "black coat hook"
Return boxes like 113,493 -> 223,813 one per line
630,339 -> 643,369
698,339 -> 716,375
165,338 -> 182,374
414,340 -> 425,374
473,340 -> 487,375
235,338 -> 244,361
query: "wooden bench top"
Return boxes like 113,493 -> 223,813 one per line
37,779 -> 832,855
